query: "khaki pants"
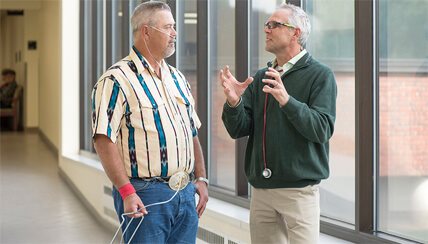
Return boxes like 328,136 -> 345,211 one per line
250,185 -> 320,244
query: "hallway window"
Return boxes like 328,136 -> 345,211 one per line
305,0 -> 356,225
176,0 -> 198,104
80,0 -> 105,152
111,0 -> 131,65
208,0 -> 236,192
378,0 -> 428,242
80,0 -> 132,152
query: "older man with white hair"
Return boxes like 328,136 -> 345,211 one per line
221,3 -> 337,244
92,1 -> 208,243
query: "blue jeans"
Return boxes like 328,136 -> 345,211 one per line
112,178 -> 199,244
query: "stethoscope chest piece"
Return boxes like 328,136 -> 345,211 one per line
262,168 -> 272,178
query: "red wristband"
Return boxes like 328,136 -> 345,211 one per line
118,183 -> 136,200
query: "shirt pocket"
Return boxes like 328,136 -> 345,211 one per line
133,99 -> 166,133
174,94 -> 191,114
174,94 -> 198,136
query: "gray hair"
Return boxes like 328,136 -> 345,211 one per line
131,1 -> 171,42
278,3 -> 311,46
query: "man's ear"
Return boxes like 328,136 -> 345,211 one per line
143,25 -> 150,35
140,25 -> 149,39
293,28 -> 301,42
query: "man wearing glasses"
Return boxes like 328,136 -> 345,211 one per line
220,3 -> 337,244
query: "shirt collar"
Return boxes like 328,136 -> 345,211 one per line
272,49 -> 308,70
130,46 -> 169,76
288,49 -> 307,65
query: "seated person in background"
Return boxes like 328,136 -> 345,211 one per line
0,69 -> 18,108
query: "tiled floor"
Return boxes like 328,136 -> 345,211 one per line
0,131 -> 111,244
1,131 -> 352,244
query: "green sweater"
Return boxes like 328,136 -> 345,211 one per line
222,53 -> 337,188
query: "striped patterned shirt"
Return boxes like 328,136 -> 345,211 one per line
92,46 -> 201,178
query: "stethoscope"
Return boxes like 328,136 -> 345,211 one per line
262,61 -> 283,179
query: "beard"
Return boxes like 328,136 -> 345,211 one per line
163,43 -> 176,58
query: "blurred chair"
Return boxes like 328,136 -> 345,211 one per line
0,85 -> 23,131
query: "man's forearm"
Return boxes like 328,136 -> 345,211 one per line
193,136 -> 206,178
93,134 -> 130,188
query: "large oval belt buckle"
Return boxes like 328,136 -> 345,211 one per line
168,171 -> 189,191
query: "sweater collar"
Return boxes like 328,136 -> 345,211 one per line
282,52 -> 312,77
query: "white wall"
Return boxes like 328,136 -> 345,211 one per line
38,0 -> 60,148
0,0 -> 41,10
23,10 -> 40,128
0,0 -> 41,82
0,12 -> 3,68
0,14 -> 24,81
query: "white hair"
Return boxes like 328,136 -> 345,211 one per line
278,3 -> 311,46
131,1 -> 171,42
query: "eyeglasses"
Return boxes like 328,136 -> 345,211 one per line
264,21 -> 296,30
